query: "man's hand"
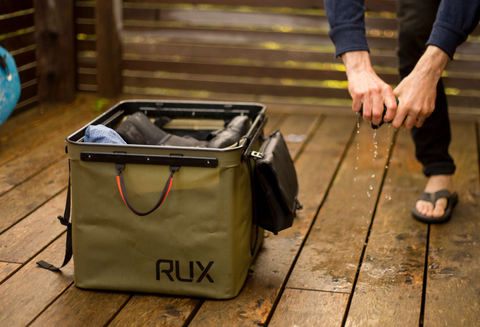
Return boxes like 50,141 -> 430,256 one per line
393,46 -> 449,129
342,51 -> 397,125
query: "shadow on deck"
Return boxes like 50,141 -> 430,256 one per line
0,93 -> 479,326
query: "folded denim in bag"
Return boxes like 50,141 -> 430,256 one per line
251,130 -> 302,234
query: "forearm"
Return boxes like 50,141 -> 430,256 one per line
341,51 -> 375,77
413,46 -> 449,83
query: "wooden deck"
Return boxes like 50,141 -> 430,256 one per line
1,93 -> 479,326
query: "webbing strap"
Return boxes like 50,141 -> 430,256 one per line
37,162 -> 73,271
116,163 -> 179,216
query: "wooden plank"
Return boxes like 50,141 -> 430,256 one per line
0,13 -> 34,35
18,82 -> 37,104
121,26 -> 398,51
424,121 -> 480,326
345,129 -> 427,326
0,0 -> 33,14
0,159 -> 68,234
122,0 -> 397,12
122,73 -> 351,99
122,8 -> 397,31
0,115 -> 91,195
0,97 -> 93,166
0,97 -> 84,142
96,0 -> 123,97
29,286 -> 131,327
35,0 -> 75,102
12,96 -> 39,116
0,190 -> 67,263
76,40 -> 96,52
0,31 -> 35,52
286,120 -> 393,293
189,116 -> 355,326
269,289 -> 349,327
108,295 -> 200,327
122,58 -> 398,85
0,236 -> 74,327
12,48 -> 36,67
0,262 -> 21,283
18,64 -> 36,83
123,58 -> 480,90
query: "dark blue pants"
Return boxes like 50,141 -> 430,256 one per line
397,0 -> 456,176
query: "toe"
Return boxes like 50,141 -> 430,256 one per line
433,198 -> 447,218
416,200 -> 433,216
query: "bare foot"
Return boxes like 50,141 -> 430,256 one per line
415,175 -> 455,218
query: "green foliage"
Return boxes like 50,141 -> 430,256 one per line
94,98 -> 109,113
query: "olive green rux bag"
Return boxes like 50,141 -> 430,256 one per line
37,100 -> 266,299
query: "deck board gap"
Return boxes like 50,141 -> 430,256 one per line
103,294 -> 135,327
419,224 -> 431,327
25,282 -> 75,327
0,155 -> 67,198
285,286 -> 349,295
292,115 -> 325,162
261,119 -> 358,327
182,299 -> 205,327
340,129 -> 399,327
0,186 -> 68,236
0,260 -> 22,264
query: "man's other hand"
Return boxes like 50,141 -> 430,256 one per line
342,51 -> 397,125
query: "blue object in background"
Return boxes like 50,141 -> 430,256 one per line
0,46 -> 21,127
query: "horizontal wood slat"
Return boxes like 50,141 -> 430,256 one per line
0,31 -> 34,52
0,0 -> 33,15
0,13 -> 34,35
122,58 -> 480,90
122,8 -> 398,31
123,0 -> 397,12
121,26 -> 399,50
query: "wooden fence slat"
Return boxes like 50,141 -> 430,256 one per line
189,116 -> 355,326
122,41 -> 399,68
0,31 -> 34,52
122,58 -> 398,85
35,0 -> 76,102
122,73 -> 351,99
0,236 -> 74,327
0,1 -> 33,15
13,48 -> 35,67
122,0 -> 397,12
18,65 -> 36,83
96,0 -> 123,97
0,13 -> 34,35
122,8 -> 397,31
121,26 -> 398,51
345,129 -> 427,326
424,121 -> 480,326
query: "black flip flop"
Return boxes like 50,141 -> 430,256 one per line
411,189 -> 458,224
